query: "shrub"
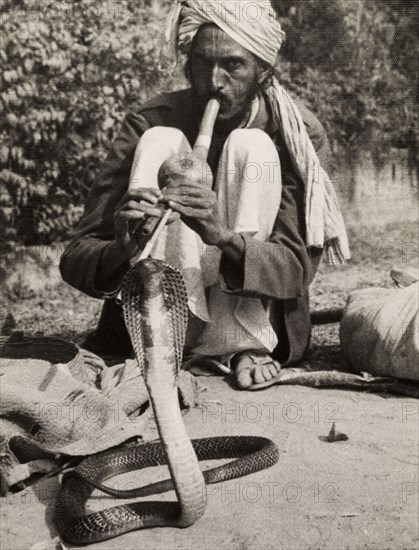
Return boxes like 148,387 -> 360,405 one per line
1,0 -> 417,245
0,0 -> 180,244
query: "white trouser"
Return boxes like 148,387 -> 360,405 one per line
128,127 -> 282,356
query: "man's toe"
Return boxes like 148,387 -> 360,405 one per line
260,365 -> 273,381
233,352 -> 281,389
236,370 -> 253,388
253,366 -> 266,384
268,361 -> 281,377
235,363 -> 254,389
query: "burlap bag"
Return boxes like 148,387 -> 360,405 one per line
340,282 -> 419,381
0,301 -> 204,493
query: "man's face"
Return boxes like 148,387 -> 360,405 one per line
189,24 -> 262,120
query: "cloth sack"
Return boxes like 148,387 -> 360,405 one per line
0,330 -> 203,492
340,282 -> 419,381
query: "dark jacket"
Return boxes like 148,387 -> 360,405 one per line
60,89 -> 332,364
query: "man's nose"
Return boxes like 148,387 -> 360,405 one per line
209,64 -> 225,92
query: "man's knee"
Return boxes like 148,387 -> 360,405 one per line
224,129 -> 280,186
139,126 -> 186,147
226,128 -> 274,151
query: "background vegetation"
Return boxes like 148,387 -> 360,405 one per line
1,0 -> 418,245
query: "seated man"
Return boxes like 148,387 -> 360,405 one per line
60,0 -> 349,389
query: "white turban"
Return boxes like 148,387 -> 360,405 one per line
161,0 -> 350,264
163,0 -> 285,67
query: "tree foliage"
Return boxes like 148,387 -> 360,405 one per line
275,0 -> 418,156
0,0 -> 178,244
1,0 -> 417,244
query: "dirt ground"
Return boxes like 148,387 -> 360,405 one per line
1,378 -> 418,550
1,220 -> 418,550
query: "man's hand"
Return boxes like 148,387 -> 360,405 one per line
114,188 -> 179,259
159,152 -> 232,246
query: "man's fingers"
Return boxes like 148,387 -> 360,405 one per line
123,200 -> 153,211
163,194 -> 210,208
127,188 -> 163,200
167,211 -> 181,224
121,188 -> 163,205
138,201 -> 165,217
119,203 -> 163,218
117,208 -> 179,232
166,201 -> 192,215
166,201 -> 207,219
163,188 -> 215,208
117,210 -> 148,221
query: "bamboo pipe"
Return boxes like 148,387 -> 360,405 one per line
115,98 -> 220,302
137,98 -> 220,260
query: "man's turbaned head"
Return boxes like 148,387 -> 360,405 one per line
163,1 -> 285,120
161,0 -> 350,262
175,0 -> 285,66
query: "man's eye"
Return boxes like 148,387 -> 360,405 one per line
226,61 -> 242,71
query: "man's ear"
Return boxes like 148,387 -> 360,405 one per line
256,62 -> 273,86
257,68 -> 270,85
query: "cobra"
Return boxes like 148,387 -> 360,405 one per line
54,260 -> 279,544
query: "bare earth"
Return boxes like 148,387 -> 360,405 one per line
1,220 -> 418,550
2,379 -> 418,550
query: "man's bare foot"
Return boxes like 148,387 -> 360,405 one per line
232,351 -> 281,389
